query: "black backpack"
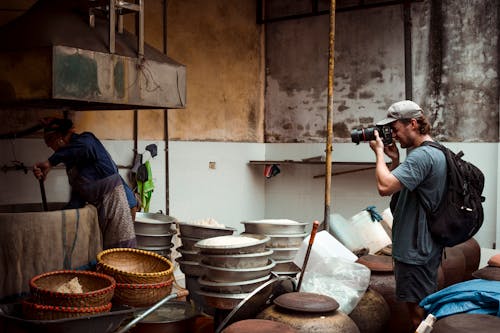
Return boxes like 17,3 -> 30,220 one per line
420,141 -> 485,247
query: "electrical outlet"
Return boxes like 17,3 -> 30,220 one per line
209,161 -> 216,169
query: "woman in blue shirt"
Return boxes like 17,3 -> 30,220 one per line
33,118 -> 137,249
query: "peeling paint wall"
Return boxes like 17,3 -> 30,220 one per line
265,5 -> 406,142
413,0 -> 499,142
166,0 -> 264,142
265,0 -> 499,143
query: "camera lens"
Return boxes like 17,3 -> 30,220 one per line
350,129 -> 363,144
363,127 -> 376,141
350,127 -> 376,144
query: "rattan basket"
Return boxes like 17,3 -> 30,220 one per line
22,299 -> 112,320
29,270 -> 116,307
112,278 -> 174,307
96,248 -> 173,284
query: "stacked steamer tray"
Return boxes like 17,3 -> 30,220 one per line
241,219 -> 308,277
134,212 -> 177,259
175,219 -> 236,312
195,234 -> 275,312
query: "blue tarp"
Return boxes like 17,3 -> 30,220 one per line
419,279 -> 500,319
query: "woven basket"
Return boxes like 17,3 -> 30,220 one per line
113,277 -> 174,307
22,299 -> 112,320
97,248 -> 174,284
29,270 -> 116,307
96,248 -> 173,284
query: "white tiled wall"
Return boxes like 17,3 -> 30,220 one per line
0,140 -> 498,249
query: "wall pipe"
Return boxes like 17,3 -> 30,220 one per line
403,0 -> 413,100
324,0 -> 336,232
163,0 -> 170,215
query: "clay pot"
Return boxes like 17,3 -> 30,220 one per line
256,292 -> 359,333
222,319 -> 297,333
349,288 -> 390,333
433,313 -> 500,333
257,305 -> 359,333
453,238 -> 480,281
439,246 -> 466,288
357,255 -> 413,333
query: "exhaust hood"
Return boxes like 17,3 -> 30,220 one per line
0,0 -> 186,111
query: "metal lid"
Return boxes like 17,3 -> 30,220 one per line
215,276 -> 296,333
356,254 -> 394,272
472,266 -> 500,281
273,292 -> 339,313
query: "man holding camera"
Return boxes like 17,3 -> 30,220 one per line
369,100 -> 447,330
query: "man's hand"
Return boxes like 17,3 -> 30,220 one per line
369,131 -> 402,195
369,130 -> 385,153
369,131 -> 400,171
384,142 -> 399,161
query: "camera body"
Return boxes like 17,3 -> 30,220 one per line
351,125 -> 393,146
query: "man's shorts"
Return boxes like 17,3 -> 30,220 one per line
393,251 -> 442,303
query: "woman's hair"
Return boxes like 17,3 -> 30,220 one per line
43,118 -> 74,135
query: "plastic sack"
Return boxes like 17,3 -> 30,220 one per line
329,209 -> 392,254
381,208 -> 393,229
299,256 -> 371,314
293,231 -> 357,269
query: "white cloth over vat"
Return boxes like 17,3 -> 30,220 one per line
0,204 -> 102,301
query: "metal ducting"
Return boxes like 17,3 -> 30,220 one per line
0,0 -> 186,111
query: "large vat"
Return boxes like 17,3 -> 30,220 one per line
0,203 -> 102,302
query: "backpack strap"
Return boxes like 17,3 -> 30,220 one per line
416,140 -> 447,215
420,140 -> 444,151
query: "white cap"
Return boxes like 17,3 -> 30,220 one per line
376,100 -> 424,126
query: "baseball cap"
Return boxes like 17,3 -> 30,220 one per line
376,100 -> 424,126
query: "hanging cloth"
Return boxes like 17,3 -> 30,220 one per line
137,160 -> 154,212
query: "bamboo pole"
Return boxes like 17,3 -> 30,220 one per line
324,0 -> 336,232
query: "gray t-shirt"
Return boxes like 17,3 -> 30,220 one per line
391,144 -> 447,264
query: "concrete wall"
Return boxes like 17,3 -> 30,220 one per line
265,4 -> 406,142
166,0 -> 265,142
265,1 -> 498,143
0,0 -> 498,251
262,0 -> 500,249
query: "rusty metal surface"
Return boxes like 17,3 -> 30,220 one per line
273,292 -> 339,313
0,0 -> 186,111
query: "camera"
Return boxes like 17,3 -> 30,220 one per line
351,125 -> 393,146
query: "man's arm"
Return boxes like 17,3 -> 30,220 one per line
370,131 -> 402,196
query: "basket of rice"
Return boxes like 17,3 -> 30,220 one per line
96,248 -> 173,284
112,278 -> 174,307
22,299 -> 112,320
29,270 -> 116,307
